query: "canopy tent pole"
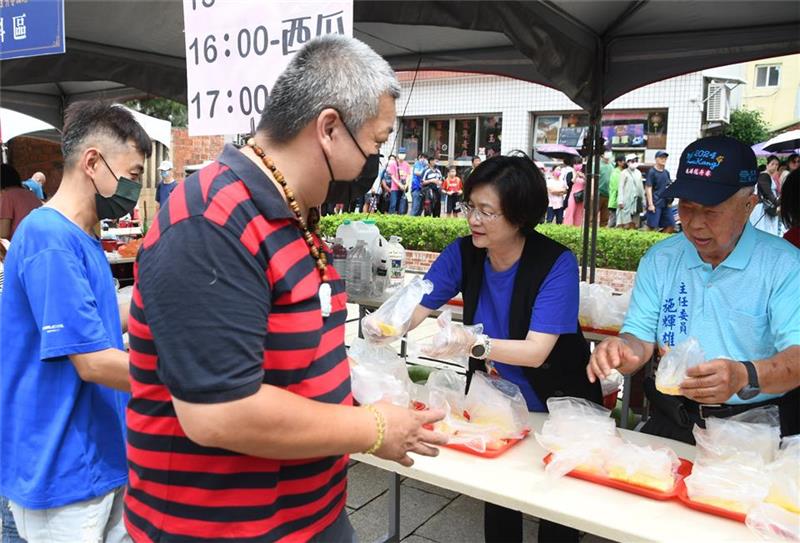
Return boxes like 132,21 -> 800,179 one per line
588,110 -> 603,283
580,107 -> 603,282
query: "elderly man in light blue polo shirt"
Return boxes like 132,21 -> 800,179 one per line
588,136 -> 800,444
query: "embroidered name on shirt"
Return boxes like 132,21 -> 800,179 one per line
42,324 -> 64,334
662,281 -> 690,347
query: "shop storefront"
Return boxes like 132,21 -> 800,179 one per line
398,115 -> 503,165
532,110 -> 669,163
385,70 -> 708,176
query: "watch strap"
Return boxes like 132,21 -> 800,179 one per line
741,360 -> 759,388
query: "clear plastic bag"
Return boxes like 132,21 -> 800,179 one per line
578,282 -> 630,330
426,369 -> 467,416
604,443 -> 680,492
348,338 -> 412,406
684,461 -> 771,514
600,370 -> 624,398
465,372 -> 529,438
766,436 -> 800,514
407,309 -> 483,368
535,397 -> 620,478
746,503 -> 800,541
655,337 -> 704,395
426,370 -> 529,453
117,285 -> 134,305
780,435 -> 800,457
693,405 -> 781,466
361,277 -> 433,345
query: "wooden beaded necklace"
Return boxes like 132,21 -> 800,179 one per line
246,138 -> 329,283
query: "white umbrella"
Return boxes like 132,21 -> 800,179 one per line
763,130 -> 800,153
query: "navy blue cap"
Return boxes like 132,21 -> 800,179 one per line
398,147 -> 407,154
661,136 -> 758,207
655,151 -> 669,158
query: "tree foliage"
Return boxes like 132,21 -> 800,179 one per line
722,108 -> 771,146
125,97 -> 188,127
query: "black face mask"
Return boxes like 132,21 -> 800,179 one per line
322,117 -> 381,205
92,154 -> 142,220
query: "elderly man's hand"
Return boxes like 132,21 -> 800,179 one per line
587,336 -> 642,383
680,359 -> 748,404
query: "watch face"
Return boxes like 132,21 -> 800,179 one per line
472,344 -> 487,358
737,386 -> 759,401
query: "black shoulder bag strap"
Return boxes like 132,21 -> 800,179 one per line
460,236 -> 486,394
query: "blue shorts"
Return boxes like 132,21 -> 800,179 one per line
646,206 -> 676,229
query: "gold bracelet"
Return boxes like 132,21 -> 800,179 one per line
363,405 -> 386,455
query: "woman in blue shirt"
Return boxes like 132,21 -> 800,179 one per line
373,155 -> 601,543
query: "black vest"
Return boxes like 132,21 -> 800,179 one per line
460,232 -> 602,406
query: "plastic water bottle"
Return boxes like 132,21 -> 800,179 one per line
336,219 -> 380,250
331,237 -> 349,284
371,236 -> 389,297
335,219 -> 355,249
387,236 -> 406,290
347,240 -> 371,297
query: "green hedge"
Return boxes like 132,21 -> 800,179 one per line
319,213 -> 670,272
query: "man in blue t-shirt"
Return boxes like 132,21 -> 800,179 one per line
0,101 -> 151,542
410,153 -> 428,216
23,171 -> 46,200
155,159 -> 178,210
644,151 -> 676,232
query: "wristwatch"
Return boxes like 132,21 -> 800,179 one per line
736,360 -> 760,400
470,334 -> 492,360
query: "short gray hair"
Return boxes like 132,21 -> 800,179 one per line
258,34 -> 400,143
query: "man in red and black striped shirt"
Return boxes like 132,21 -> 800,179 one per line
125,35 -> 446,542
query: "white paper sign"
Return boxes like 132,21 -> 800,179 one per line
183,0 -> 353,136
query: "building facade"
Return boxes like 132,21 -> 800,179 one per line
741,54 -> 800,131
382,70 -> 710,176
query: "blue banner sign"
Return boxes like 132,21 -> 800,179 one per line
0,0 -> 65,61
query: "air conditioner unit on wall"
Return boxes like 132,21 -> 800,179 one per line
706,81 -> 731,124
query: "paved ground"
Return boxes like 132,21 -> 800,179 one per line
343,303 -> 616,543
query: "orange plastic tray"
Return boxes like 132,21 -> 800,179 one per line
542,453 -> 693,500
675,479 -> 747,523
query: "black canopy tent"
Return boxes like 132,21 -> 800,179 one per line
2,0 -> 799,278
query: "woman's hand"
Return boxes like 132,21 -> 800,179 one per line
420,320 -> 479,359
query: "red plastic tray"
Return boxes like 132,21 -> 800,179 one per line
581,326 -> 621,337
443,430 -> 529,459
542,453 -> 693,500
675,478 -> 747,523
414,402 -> 529,458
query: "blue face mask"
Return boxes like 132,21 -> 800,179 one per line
160,170 -> 170,180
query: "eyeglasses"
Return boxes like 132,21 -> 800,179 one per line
461,203 -> 502,222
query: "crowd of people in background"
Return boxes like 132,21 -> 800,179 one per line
324,146 -> 800,244
749,152 -> 799,237
344,151 -> 479,218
